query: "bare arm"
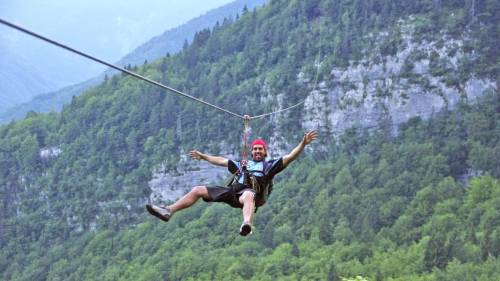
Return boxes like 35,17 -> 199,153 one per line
190,150 -> 228,167
282,131 -> 317,167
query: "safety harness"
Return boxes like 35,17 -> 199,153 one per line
225,160 -> 275,199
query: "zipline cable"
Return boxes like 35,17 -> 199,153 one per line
0,16 -> 324,147
250,48 -> 322,120
0,18 -> 316,121
0,18 -> 290,165
248,62 -> 320,119
249,100 -> 305,120
0,18 -> 244,119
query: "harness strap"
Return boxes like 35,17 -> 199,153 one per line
241,116 -> 250,167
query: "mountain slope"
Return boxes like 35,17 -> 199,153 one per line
1,92 -> 499,280
0,0 -> 497,241
0,0 -> 498,280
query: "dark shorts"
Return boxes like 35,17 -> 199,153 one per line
203,183 -> 266,209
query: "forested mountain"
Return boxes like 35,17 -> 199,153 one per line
0,0 -> 498,280
0,0 -> 269,124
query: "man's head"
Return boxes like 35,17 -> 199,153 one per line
251,139 -> 267,161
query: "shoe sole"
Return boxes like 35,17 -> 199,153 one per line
239,224 -> 252,236
146,204 -> 170,222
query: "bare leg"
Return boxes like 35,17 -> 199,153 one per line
168,185 -> 210,213
239,191 -> 256,224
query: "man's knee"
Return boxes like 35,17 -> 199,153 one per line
240,191 -> 255,205
191,185 -> 209,198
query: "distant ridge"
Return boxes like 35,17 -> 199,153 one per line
116,0 -> 268,69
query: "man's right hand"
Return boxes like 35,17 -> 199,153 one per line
189,150 -> 228,167
189,150 -> 203,160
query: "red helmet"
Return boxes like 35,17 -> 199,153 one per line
251,139 -> 267,150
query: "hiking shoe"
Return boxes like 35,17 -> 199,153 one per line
146,204 -> 172,222
239,222 -> 252,236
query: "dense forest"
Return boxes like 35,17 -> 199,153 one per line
1,0 -> 498,280
1,92 -> 498,280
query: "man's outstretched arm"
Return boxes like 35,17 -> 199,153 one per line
190,150 -> 229,167
282,131 -> 318,167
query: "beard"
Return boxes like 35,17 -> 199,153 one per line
251,152 -> 266,161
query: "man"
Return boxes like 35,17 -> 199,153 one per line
147,130 -> 317,236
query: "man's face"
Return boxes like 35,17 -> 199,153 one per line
251,144 -> 266,161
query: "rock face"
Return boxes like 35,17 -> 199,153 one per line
148,151 -> 236,204
148,160 -> 228,203
302,21 -> 496,134
148,21 -> 497,203
39,147 -> 62,161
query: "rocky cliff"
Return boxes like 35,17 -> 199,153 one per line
303,19 -> 496,134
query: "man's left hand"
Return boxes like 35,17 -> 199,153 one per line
302,131 -> 318,145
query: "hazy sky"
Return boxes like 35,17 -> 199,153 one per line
0,0 -> 235,93
0,0 -> 234,61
